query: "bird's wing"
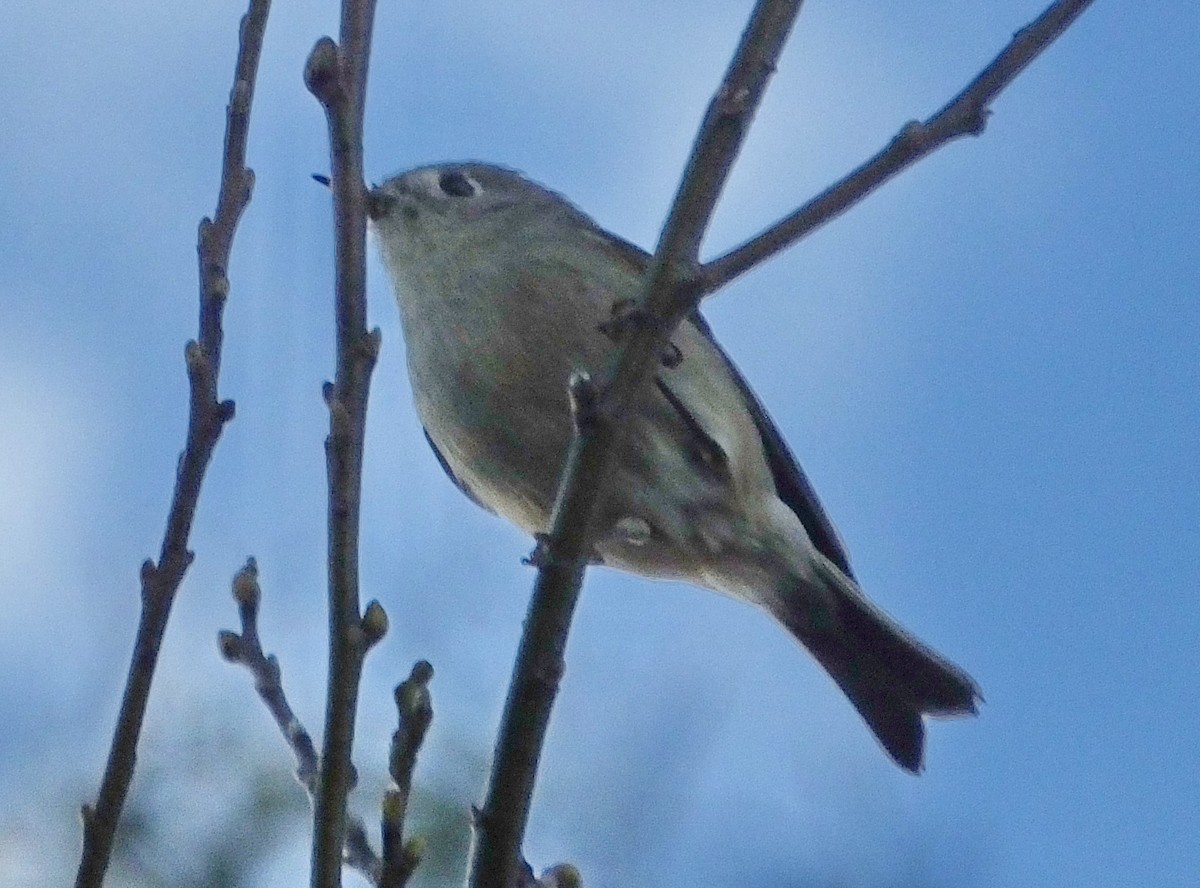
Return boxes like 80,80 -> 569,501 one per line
423,427 -> 495,514
590,228 -> 856,579
685,311 -> 856,581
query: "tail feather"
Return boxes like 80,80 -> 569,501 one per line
776,554 -> 979,773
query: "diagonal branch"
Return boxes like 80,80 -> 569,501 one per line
467,4 -> 806,888
219,560 -> 322,796
702,0 -> 1097,290
73,3 -> 271,885
303,0 -> 383,885
470,0 -> 1096,885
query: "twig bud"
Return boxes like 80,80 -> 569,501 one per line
232,558 -> 260,608
362,600 -> 389,647
304,37 -> 341,106
217,630 -> 242,662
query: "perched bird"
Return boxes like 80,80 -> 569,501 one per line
368,162 -> 979,772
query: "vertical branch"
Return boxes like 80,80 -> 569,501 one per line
467,4 -> 805,887
73,3 -> 271,886
379,661 -> 435,888
303,1 -> 382,886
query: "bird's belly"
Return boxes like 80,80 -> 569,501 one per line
413,344 -> 578,535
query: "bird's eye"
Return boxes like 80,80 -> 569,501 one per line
437,171 -> 478,198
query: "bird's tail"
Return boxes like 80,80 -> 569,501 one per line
773,552 -> 980,773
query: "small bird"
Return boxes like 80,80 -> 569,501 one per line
368,162 -> 979,772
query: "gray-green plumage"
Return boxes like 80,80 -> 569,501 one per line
369,162 -> 979,772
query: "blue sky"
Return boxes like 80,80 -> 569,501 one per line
2,2 -> 1197,886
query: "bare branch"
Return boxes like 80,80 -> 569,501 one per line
304,0 -> 382,885
470,0 -> 1096,883
702,0 -> 1097,290
219,560 -> 322,791
380,661 -> 435,888
219,560 -> 390,885
466,4 -> 805,887
73,3 -> 271,885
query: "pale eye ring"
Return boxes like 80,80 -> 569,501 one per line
437,170 -> 479,198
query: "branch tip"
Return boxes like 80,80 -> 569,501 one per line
394,677 -> 432,722
183,340 -> 206,374
304,37 -> 342,106
217,629 -> 242,661
361,599 -> 389,647
232,560 -> 260,608
409,659 -> 434,685
537,864 -> 583,888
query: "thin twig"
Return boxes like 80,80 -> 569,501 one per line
303,0 -> 383,885
702,0 -> 1096,290
219,560 -> 322,793
220,561 -> 403,886
466,4 -> 805,887
380,662 -> 434,888
73,3 -> 270,885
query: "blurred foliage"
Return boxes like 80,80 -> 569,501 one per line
80,708 -> 475,888
100,765 -> 473,888
110,762 -> 303,888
